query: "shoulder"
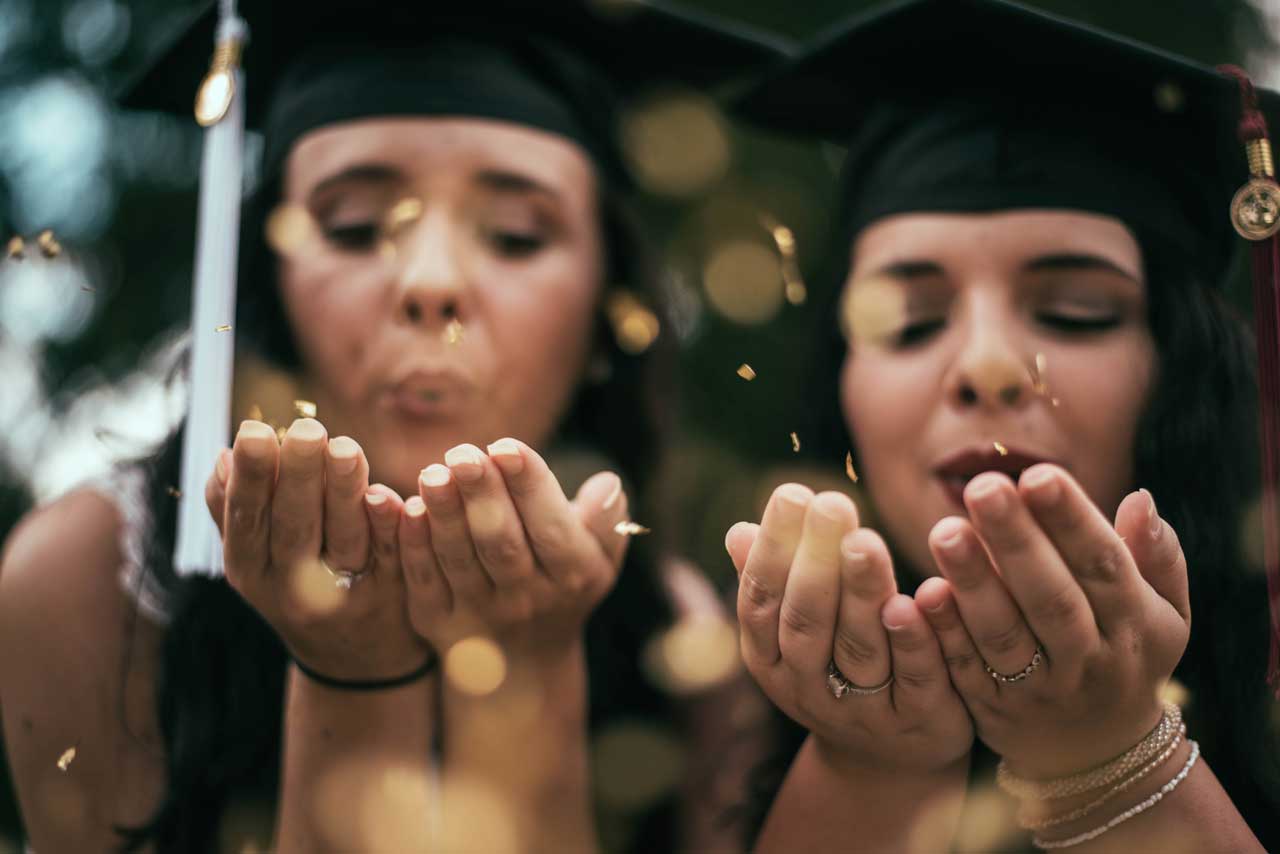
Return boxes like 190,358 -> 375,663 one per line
0,489 -> 166,849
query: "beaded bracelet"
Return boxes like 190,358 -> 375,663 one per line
1019,724 -> 1186,831
1032,741 -> 1200,850
998,702 -> 1182,800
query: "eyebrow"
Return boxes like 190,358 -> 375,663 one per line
307,163 -> 403,202
472,169 -> 562,203
866,259 -> 946,280
1024,253 -> 1141,282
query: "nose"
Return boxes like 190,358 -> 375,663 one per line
945,297 -> 1034,411
392,210 -> 468,327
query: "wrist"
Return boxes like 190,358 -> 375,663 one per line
811,734 -> 971,782
1000,699 -> 1166,782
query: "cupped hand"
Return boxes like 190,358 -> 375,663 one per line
915,463 -> 1190,780
398,438 -> 629,659
204,418 -> 429,681
727,485 -> 973,773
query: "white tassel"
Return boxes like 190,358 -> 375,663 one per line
174,10 -> 248,578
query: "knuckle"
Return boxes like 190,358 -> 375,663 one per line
894,667 -> 935,691
528,517 -> 574,556
272,520 -> 317,555
1080,542 -> 1127,582
779,601 -> 823,639
944,649 -> 980,672
978,620 -> 1027,656
833,627 -> 881,668
738,568 -> 777,609
476,534 -> 527,571
1029,582 -> 1083,628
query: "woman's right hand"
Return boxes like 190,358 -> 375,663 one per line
397,438 -> 630,661
204,418 -> 430,681
726,484 -> 973,773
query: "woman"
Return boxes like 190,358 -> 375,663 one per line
727,0 -> 1280,850
0,2 -> 784,851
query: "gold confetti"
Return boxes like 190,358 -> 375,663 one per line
614,520 -> 651,536
842,276 -> 906,344
264,203 -> 317,256
845,452 -> 859,483
166,486 -> 182,499
444,318 -> 465,345
736,363 -> 756,381
215,324 -> 232,333
994,441 -> 1008,456
293,399 -> 317,419
790,432 -> 800,452
276,426 -> 288,443
37,229 -> 61,258
760,213 -> 807,306
5,235 -> 24,260
606,290 -> 660,354
247,404 -> 264,422
56,746 -> 76,771
1159,678 -> 1191,708
1030,352 -> 1050,396
445,637 -> 507,697
383,196 -> 423,235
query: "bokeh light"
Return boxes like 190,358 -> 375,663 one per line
703,239 -> 784,325
621,91 -> 730,198
445,636 -> 508,697
643,615 -> 741,695
591,721 -> 684,811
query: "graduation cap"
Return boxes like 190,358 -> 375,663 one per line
120,0 -> 791,580
737,0 -> 1280,692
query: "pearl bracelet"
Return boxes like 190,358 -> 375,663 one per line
1032,740 -> 1200,850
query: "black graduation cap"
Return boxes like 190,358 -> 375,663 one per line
116,0 -> 791,579
739,0 -> 1280,693
738,0 -> 1280,285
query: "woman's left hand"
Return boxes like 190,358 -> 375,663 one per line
915,463 -> 1190,780
399,438 -> 630,660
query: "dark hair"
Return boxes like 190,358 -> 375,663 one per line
740,233 -> 1280,850
115,143 -> 680,851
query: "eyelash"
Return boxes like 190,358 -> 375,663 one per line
482,228 -> 547,258
322,223 -> 380,253
891,313 -> 1120,348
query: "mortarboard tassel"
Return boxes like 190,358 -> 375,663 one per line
174,1 -> 248,578
1220,65 -> 1280,696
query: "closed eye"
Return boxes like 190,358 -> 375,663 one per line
1036,314 -> 1121,334
322,222 -> 380,252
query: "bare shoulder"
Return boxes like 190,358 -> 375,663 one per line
0,489 -> 166,850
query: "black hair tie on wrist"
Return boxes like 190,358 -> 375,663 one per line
293,652 -> 438,691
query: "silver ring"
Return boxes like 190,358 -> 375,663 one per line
321,559 -> 368,590
827,659 -> 893,698
984,645 -> 1044,683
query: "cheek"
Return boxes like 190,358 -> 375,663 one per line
277,263 -> 385,392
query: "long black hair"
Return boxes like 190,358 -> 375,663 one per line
741,234 -> 1280,851
115,141 -> 681,851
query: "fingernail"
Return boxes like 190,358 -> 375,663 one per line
969,476 -> 1009,516
1141,488 -> 1161,539
421,464 -> 451,489
1021,465 -> 1059,502
329,437 -> 359,474
922,601 -> 945,614
486,437 -> 524,473
445,444 -> 486,483
405,496 -> 426,518
365,492 -> 387,507
214,449 -> 230,486
288,417 -> 326,442
934,520 -> 969,558
602,473 -> 623,510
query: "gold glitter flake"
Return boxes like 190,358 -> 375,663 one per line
5,235 -> 24,260
56,746 -> 76,771
383,196 -> 423,235
845,452 -> 859,483
293,399 -> 317,419
790,432 -> 800,453
444,318 -> 465,346
994,442 -> 1009,456
167,485 -> 182,499
615,520 -> 652,536
1030,352 -> 1050,396
37,229 -> 61,258
247,404 -> 264,422
736,363 -> 756,381
215,324 -> 232,333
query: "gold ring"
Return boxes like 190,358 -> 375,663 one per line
984,645 -> 1044,684
827,659 -> 893,698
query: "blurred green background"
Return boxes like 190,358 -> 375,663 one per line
0,0 -> 1275,844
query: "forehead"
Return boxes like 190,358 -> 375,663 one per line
283,116 -> 597,200
851,209 -> 1143,276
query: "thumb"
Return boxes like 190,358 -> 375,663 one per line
725,521 -> 759,575
204,449 -> 231,539
1116,489 -> 1190,626
573,470 -> 630,566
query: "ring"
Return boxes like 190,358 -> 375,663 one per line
321,559 -> 368,590
827,659 -> 894,698
984,645 -> 1044,683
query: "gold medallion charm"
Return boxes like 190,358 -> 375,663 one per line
1231,178 -> 1280,241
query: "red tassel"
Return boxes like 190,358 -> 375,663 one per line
1220,65 -> 1280,697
